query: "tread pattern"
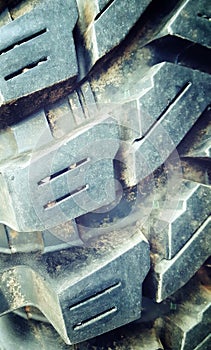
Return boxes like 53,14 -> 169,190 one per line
118,63 -> 211,186
0,0 -> 78,126
150,180 -> 210,259
157,0 -> 211,49
0,0 -> 210,348
76,0 -> 152,73
145,216 -> 210,302
0,228 -> 150,345
163,281 -> 211,350
0,117 -> 119,231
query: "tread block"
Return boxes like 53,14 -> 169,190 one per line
0,265 -> 70,344
123,63 -> 211,186
178,108 -> 211,158
0,0 -> 78,106
163,282 -> 211,350
94,0 -> 150,59
77,0 -> 151,70
144,216 -> 211,302
0,227 -> 150,345
59,230 -> 150,344
0,117 -> 119,231
159,0 -> 211,49
151,180 -> 211,259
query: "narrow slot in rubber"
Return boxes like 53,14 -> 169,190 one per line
69,282 -> 121,311
197,13 -> 211,21
73,306 -> 117,331
4,56 -> 48,81
43,184 -> 88,210
134,81 -> 192,143
154,81 -> 192,120
0,28 -> 47,56
95,0 -> 115,21
38,158 -> 89,186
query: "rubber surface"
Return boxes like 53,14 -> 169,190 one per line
0,0 -> 210,348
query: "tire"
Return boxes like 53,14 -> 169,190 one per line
0,0 -> 210,349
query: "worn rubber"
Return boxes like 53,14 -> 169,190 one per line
0,0 -> 210,348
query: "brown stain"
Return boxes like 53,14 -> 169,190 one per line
25,305 -> 31,313
83,0 -> 96,27
50,220 -> 76,242
197,266 -> 211,291
0,75 -> 78,130
4,270 -> 26,310
9,229 -> 18,240
45,110 -> 57,134
9,0 -> 40,20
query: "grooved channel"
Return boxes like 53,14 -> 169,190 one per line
0,28 -> 47,55
4,56 -> 48,81
95,0 -> 115,20
38,158 -> 89,186
155,81 -> 192,119
197,13 -> 211,21
134,81 -> 192,143
43,184 -> 89,210
69,282 -> 121,311
73,306 -> 117,331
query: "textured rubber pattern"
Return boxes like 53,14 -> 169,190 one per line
0,0 -> 79,126
0,0 -> 210,348
76,0 -> 152,75
163,279 -> 211,350
0,267 -> 209,349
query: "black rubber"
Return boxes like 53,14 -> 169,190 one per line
0,0 -> 210,349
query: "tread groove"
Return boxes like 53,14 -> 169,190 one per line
73,306 -> 117,331
69,282 -> 121,311
95,0 -> 115,21
0,28 -> 47,56
38,158 -> 90,186
43,184 -> 89,210
4,56 -> 49,81
134,81 -> 192,143
197,13 -> 211,21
